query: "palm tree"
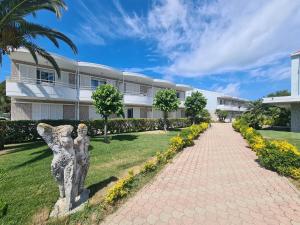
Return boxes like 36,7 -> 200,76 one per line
0,0 -> 77,77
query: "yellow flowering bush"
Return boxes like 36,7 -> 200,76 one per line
268,140 -> 300,156
289,168 -> 300,179
170,135 -> 185,151
104,170 -> 134,205
250,135 -> 266,152
141,159 -> 157,173
234,118 -> 300,179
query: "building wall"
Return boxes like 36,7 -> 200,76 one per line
291,103 -> 300,132
291,56 -> 300,96
63,105 -> 75,120
11,102 -> 32,120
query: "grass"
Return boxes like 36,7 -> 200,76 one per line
258,129 -> 300,149
258,129 -> 300,191
0,131 -> 179,225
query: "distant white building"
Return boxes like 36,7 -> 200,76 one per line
187,89 -> 249,122
263,51 -> 300,132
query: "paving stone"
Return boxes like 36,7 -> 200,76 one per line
101,123 -> 300,225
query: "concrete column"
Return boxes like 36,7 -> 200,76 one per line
291,103 -> 300,132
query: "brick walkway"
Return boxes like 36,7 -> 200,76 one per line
102,123 -> 300,225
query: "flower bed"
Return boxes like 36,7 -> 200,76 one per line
233,119 -> 300,179
104,122 -> 209,205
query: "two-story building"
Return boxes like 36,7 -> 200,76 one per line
187,89 -> 249,122
6,49 -> 191,120
263,51 -> 300,132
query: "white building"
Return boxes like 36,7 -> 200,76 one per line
263,51 -> 300,132
6,49 -> 192,120
187,89 -> 249,122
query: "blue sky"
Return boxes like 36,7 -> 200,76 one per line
1,0 -> 300,100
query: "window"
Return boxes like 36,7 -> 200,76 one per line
91,79 -> 106,90
176,92 -> 180,98
37,69 -> 55,84
127,108 -> 133,118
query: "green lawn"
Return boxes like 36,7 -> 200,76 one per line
0,131 -> 179,225
258,129 -> 300,149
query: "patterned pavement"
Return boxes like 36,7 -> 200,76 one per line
101,123 -> 300,225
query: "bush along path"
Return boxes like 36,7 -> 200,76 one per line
102,123 -> 300,225
233,118 -> 300,179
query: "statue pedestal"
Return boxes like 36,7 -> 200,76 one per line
50,189 -> 90,218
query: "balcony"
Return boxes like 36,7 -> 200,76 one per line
80,87 -> 154,105
217,104 -> 248,112
6,76 -> 77,101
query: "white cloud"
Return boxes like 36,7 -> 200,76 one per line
214,83 -> 241,96
76,0 -> 300,80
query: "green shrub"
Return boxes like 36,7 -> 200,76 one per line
233,118 -> 300,179
0,123 -> 4,150
0,200 -> 8,218
0,118 -> 192,147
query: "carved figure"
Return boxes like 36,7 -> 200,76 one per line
74,123 -> 90,196
37,123 -> 76,210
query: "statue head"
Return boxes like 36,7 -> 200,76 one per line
77,124 -> 88,137
55,125 -> 74,149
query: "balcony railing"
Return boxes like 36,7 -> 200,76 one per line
8,75 -> 76,89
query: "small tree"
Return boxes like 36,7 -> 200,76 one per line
185,91 -> 207,124
215,109 -> 228,122
153,89 -> 180,131
92,84 -> 124,142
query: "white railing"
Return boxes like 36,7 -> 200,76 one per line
217,104 -> 248,111
8,75 -> 76,89
122,90 -> 152,97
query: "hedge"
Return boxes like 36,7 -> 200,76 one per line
0,118 -> 192,148
233,118 -> 300,179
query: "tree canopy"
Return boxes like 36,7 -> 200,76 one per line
153,89 -> 180,131
0,81 -> 10,114
0,0 -> 77,77
215,109 -> 228,122
92,84 -> 124,118
185,91 -> 207,123
153,89 -> 180,113
240,90 -> 291,129
92,84 -> 124,142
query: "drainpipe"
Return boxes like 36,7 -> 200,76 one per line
76,61 -> 80,120
151,85 -> 154,118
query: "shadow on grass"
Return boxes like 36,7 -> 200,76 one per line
3,141 -> 45,155
12,148 -> 52,169
88,176 -> 118,198
92,134 -> 138,143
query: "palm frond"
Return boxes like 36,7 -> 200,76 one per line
0,0 -> 67,29
22,41 -> 61,77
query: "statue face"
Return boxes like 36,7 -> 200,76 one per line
78,127 -> 88,136
60,134 -> 73,149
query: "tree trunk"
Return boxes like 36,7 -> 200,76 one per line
104,116 -> 108,142
163,111 -> 168,132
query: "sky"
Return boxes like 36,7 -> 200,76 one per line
1,0 -> 300,100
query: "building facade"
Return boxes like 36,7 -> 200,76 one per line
6,49 -> 191,121
263,51 -> 300,132
187,89 -> 249,122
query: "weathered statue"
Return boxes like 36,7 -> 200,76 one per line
37,123 -> 90,217
37,123 -> 76,211
74,123 -> 90,196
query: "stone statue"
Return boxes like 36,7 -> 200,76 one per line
37,123 -> 76,211
37,123 -> 90,217
74,123 -> 90,196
